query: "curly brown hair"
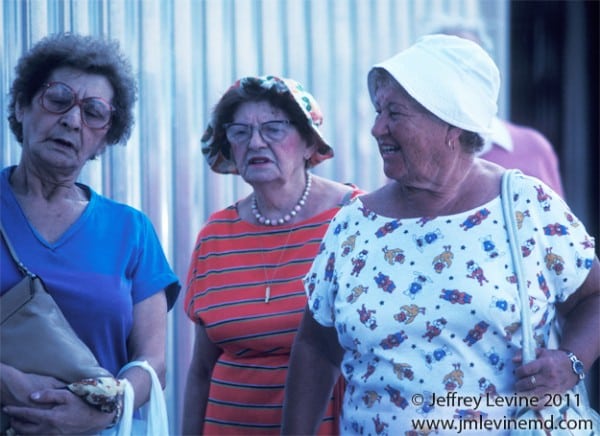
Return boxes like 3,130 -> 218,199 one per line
7,32 -> 137,145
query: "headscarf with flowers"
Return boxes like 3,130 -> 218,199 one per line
201,75 -> 334,175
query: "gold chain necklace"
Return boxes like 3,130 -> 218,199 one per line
261,228 -> 294,304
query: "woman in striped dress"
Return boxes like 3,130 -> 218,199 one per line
182,76 -> 361,435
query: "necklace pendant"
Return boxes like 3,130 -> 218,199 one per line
265,286 -> 271,303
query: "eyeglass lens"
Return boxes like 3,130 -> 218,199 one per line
40,82 -> 113,129
225,120 -> 291,144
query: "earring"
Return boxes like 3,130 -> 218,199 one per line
447,140 -> 455,151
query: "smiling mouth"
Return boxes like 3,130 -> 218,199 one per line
380,145 -> 401,154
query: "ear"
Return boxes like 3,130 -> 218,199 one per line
92,141 -> 109,160
444,126 -> 462,150
304,142 -> 317,161
15,99 -> 25,122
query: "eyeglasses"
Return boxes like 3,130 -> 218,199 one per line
39,82 -> 115,129
223,120 -> 293,145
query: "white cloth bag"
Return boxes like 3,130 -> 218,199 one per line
102,360 -> 169,436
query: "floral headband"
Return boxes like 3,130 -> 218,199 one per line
201,75 -> 334,174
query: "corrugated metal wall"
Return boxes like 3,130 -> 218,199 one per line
1,1 -> 508,433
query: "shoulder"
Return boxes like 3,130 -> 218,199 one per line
1,165 -> 14,180
90,189 -> 150,224
85,189 -> 165,242
359,185 -> 385,205
205,205 -> 239,222
0,166 -> 16,192
509,172 -> 567,214
511,171 -> 553,193
312,175 -> 363,207
474,159 -> 505,185
196,205 -> 241,238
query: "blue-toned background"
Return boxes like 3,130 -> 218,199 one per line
2,1 -> 596,433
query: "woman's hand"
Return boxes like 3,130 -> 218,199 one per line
3,388 -> 115,435
0,364 -> 65,407
512,348 -> 579,410
2,365 -> 115,434
513,260 -> 599,411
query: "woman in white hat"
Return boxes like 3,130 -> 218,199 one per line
282,35 -> 599,435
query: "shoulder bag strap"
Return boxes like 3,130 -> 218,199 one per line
0,221 -> 32,278
501,169 -> 536,364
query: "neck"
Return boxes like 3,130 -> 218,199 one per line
394,165 -> 478,217
10,163 -> 84,202
252,172 -> 312,226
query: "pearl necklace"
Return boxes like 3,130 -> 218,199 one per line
252,172 -> 312,226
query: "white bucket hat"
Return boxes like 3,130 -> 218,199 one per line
367,34 -> 500,134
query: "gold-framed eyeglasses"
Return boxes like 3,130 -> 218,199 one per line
39,81 -> 115,129
224,120 -> 292,145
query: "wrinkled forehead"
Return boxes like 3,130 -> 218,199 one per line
373,79 -> 426,113
46,66 -> 114,100
232,100 -> 289,121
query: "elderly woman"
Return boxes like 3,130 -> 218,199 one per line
282,35 -> 599,435
0,33 -> 180,434
182,76 -> 361,434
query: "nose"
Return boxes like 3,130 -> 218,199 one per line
371,113 -> 387,138
58,105 -> 82,130
247,126 -> 267,149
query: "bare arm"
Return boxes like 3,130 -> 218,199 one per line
555,258 -> 600,379
514,258 -> 600,396
121,290 -> 169,408
181,323 -> 222,435
281,306 -> 344,435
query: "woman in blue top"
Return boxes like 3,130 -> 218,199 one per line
0,33 -> 180,434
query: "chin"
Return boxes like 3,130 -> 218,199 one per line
382,162 -> 405,181
242,170 -> 274,185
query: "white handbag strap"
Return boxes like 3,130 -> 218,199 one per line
116,360 -> 169,436
501,169 -> 536,364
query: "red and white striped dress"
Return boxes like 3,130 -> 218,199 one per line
184,190 -> 360,435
